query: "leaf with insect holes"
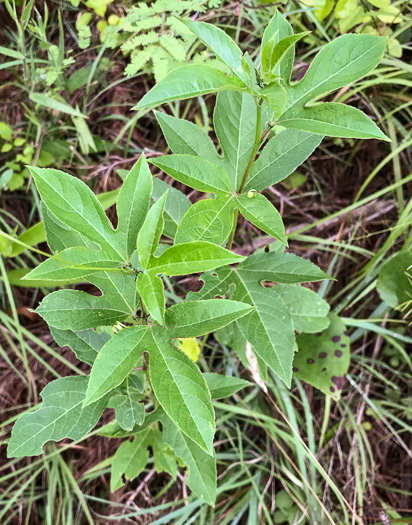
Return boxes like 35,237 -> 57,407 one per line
108,382 -> 145,432
49,327 -> 110,366
136,272 -> 165,325
162,414 -> 216,506
165,299 -> 254,338
35,272 -> 138,330
188,251 -> 329,385
137,192 -> 167,269
23,247 -> 122,282
175,196 -> 236,245
111,429 -> 151,491
244,129 -> 322,192
147,241 -> 244,277
84,325 -> 149,406
116,154 -> 152,258
151,155 -> 232,195
151,428 -> 178,479
236,192 -> 287,245
7,376 -> 107,458
183,20 -> 249,85
135,65 -> 243,109
29,167 -> 124,259
273,285 -> 330,333
279,102 -> 389,140
147,327 -> 215,455
204,373 -> 251,399
294,313 -> 350,400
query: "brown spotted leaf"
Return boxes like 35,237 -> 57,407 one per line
293,313 -> 350,400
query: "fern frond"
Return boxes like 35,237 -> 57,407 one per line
124,50 -> 150,77
159,34 -> 186,62
121,31 -> 158,53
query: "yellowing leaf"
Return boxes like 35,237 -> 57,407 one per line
178,338 -> 201,362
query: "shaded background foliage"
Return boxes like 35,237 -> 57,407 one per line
0,0 -> 411,523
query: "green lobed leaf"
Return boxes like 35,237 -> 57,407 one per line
136,272 -> 165,325
294,313 -> 350,400
285,34 -> 387,112
175,196 -> 235,245
147,241 -> 244,277
272,285 -> 330,333
154,110 -> 220,164
88,271 -> 138,316
116,154 -> 153,258
203,373 -> 251,399
150,154 -> 232,195
137,192 -> 167,269
29,167 -> 123,259
151,428 -> 178,479
36,271 -> 138,331
7,376 -> 106,458
188,265 -> 295,385
152,178 -> 192,239
183,20 -> 248,85
244,129 -> 322,192
50,326 -> 110,366
188,252 -> 329,384
135,65 -> 243,109
162,415 -> 217,506
279,103 -> 390,140
111,429 -> 151,491
84,325 -> 148,406
165,299 -> 253,338
214,91 -> 258,191
148,327 -> 215,455
236,192 -> 287,245
23,247 -> 122,282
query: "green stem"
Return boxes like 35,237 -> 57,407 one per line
226,100 -> 263,250
319,395 -> 331,449
238,101 -> 262,194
